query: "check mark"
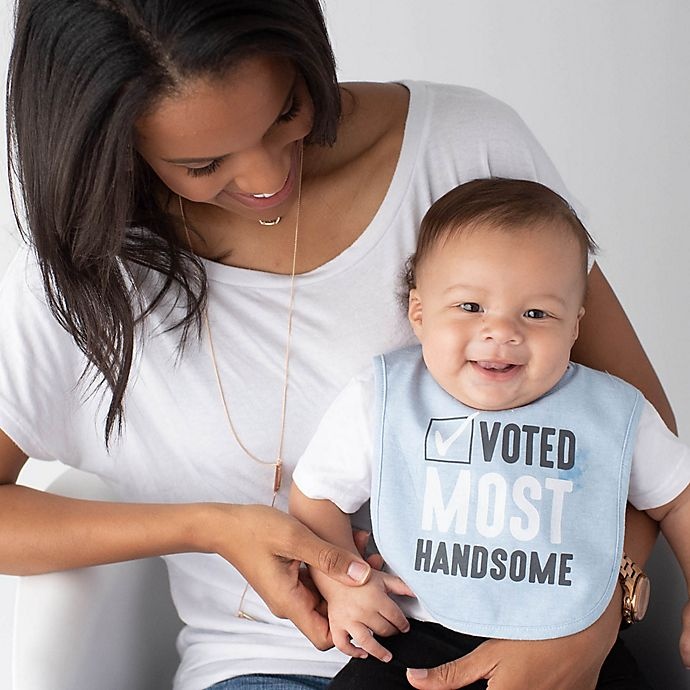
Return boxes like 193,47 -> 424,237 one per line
434,413 -> 478,457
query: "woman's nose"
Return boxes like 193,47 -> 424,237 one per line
481,314 -> 523,345
232,146 -> 290,195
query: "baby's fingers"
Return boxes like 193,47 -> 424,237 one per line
378,598 -> 411,635
349,622 -> 393,663
332,627 -> 368,660
382,572 -> 416,598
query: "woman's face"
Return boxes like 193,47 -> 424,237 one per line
135,55 -> 314,223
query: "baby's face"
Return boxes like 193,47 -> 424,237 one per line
408,223 -> 586,410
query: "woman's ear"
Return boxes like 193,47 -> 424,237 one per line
408,289 -> 424,338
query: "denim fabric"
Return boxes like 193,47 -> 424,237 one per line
207,674 -> 330,690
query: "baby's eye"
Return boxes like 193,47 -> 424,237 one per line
524,309 -> 548,319
458,302 -> 482,313
186,158 -> 223,178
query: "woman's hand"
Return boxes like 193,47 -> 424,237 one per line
405,587 -> 621,690
205,503 -> 372,650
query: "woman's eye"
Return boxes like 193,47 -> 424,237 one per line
186,158 -> 222,178
276,93 -> 302,124
459,302 -> 481,313
525,309 -> 548,319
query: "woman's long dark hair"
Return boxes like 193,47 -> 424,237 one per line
6,0 -> 341,444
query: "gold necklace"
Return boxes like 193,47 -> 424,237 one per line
178,144 -> 303,619
258,216 -> 282,226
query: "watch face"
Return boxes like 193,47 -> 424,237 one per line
631,574 -> 651,621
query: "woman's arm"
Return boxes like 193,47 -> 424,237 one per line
646,484 -> 690,666
0,428 -> 372,649
406,595 -> 622,690
573,263 -> 676,433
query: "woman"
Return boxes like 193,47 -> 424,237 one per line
0,1 -> 671,689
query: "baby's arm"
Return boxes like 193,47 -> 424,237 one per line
289,484 -> 413,662
646,484 -> 690,667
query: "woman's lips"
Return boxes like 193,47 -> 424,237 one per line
221,143 -> 299,212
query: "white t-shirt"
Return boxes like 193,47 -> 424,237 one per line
0,81 -> 582,690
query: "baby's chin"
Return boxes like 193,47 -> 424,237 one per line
451,387 -> 551,412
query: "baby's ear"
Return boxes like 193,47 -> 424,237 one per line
572,306 -> 585,341
408,289 -> 424,337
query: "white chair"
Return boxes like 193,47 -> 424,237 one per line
11,468 -> 182,690
10,468 -> 690,689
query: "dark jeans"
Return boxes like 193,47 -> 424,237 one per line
328,619 -> 653,690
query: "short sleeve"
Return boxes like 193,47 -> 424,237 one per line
291,367 -> 376,514
0,248 -> 83,460
628,400 -> 690,510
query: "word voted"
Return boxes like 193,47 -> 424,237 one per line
479,421 -> 575,469
422,467 -> 573,544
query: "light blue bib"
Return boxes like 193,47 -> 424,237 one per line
371,345 -> 643,639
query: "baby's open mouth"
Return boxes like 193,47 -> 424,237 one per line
475,361 -> 518,372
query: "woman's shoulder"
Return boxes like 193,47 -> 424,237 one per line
324,82 -> 409,172
402,81 -> 566,195
338,80 -> 519,132
406,80 -> 531,139
340,81 -> 409,129
342,80 -> 541,167
330,80 -> 533,168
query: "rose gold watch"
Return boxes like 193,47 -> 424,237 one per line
619,552 -> 650,624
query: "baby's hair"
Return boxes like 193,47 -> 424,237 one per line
404,178 -> 597,294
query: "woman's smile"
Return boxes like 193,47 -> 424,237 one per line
218,141 -> 300,212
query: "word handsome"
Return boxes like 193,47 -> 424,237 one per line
415,539 -> 573,586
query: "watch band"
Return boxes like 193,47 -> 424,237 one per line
619,552 -> 650,624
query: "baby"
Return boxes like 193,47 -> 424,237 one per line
290,178 -> 690,688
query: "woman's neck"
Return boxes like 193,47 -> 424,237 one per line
177,82 -> 410,274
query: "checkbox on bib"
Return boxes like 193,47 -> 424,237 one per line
425,415 -> 476,464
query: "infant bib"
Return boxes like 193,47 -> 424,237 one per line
371,345 -> 643,639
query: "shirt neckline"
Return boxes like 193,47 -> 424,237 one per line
203,80 -> 428,288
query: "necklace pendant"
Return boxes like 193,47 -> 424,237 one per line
273,458 -> 283,494
237,610 -> 256,621
258,217 -> 282,226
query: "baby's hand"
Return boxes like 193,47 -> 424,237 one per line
326,570 -> 414,663
680,599 -> 690,668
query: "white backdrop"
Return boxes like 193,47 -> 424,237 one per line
1,1 -> 689,688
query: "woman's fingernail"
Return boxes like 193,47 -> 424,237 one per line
347,561 -> 369,583
407,668 -> 428,679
